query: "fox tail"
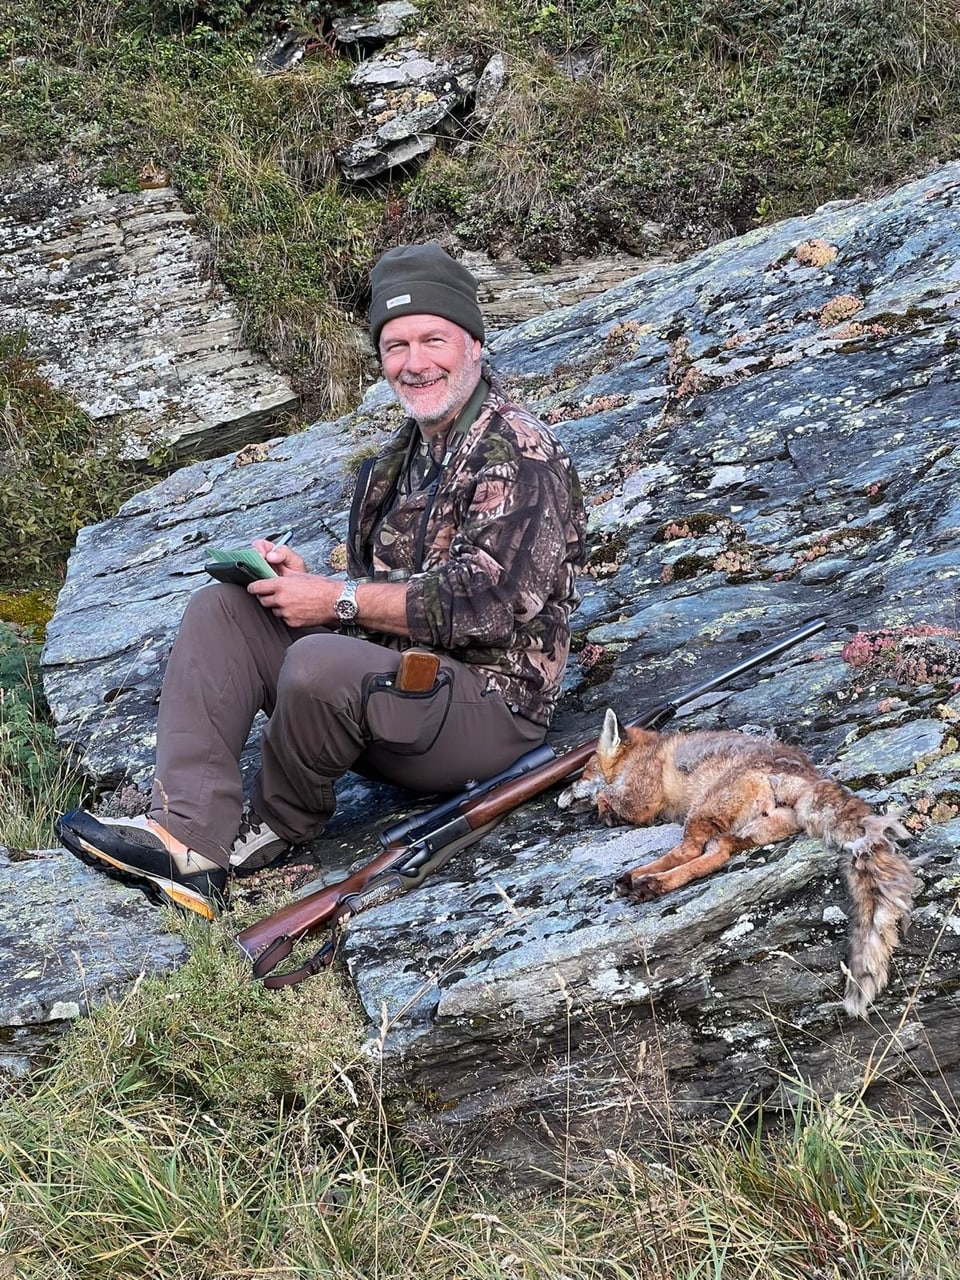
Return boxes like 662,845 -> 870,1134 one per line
792,779 -> 918,1017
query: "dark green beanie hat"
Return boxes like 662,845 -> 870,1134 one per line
369,243 -> 485,347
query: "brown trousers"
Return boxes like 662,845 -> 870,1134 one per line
149,584 -> 545,867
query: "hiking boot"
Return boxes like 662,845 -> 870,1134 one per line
228,806 -> 292,876
55,809 -> 227,921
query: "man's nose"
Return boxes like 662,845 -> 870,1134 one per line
403,342 -> 432,373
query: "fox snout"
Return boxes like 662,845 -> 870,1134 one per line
557,709 -> 655,822
557,774 -> 600,813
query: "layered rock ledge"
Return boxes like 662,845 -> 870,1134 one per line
0,165 -> 298,459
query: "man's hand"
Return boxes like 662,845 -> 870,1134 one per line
246,537 -> 329,627
250,537 -> 307,576
247,536 -> 413,634
247,572 -> 340,628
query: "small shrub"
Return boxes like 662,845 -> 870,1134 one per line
133,0 -> 331,39
841,625 -> 960,685
0,625 -> 57,772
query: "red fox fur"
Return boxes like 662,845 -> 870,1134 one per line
557,710 -> 919,1017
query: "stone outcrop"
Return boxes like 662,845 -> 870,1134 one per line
332,1 -> 419,46
257,3 -> 420,74
25,162 -> 960,1174
0,848 -> 187,1076
313,3 -> 510,182
462,249 -> 669,329
0,165 -> 299,459
337,47 -> 481,180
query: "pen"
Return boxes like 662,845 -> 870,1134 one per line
267,529 -> 293,546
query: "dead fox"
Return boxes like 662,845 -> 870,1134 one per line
557,710 -> 919,1017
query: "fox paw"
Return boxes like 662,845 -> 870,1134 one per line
616,871 -> 667,902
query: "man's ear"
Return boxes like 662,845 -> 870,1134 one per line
597,707 -> 624,765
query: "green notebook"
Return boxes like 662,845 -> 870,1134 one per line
204,546 -> 278,586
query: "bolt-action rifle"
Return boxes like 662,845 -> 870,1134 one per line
235,617 -> 827,986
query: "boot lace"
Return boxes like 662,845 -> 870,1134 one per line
237,808 -> 266,844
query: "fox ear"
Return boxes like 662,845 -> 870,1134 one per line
597,707 -> 623,763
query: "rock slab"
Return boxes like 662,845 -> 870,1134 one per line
338,47 -> 479,180
0,165 -> 298,459
0,849 -> 186,1071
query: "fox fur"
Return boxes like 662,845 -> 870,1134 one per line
557,710 -> 919,1017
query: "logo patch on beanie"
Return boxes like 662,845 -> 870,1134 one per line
385,293 -> 411,309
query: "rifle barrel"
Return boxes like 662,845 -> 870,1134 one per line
655,616 -> 827,714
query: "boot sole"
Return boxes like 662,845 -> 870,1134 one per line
57,824 -> 221,921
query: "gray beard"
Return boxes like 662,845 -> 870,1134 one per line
395,383 -> 451,428
394,361 -> 482,431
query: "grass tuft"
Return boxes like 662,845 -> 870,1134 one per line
0,622 -> 82,851
0,333 -> 153,589
4,984 -> 960,1279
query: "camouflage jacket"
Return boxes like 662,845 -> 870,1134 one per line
346,377 -> 586,727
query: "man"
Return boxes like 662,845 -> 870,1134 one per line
57,243 -> 586,919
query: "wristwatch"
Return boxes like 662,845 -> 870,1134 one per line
334,579 -> 360,623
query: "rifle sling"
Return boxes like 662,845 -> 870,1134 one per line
259,937 -> 337,988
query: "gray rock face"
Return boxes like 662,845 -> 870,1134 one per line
333,2 -> 419,45
0,848 -> 187,1070
0,166 -> 298,459
42,414 -> 388,785
35,162 -> 960,1173
462,249 -> 671,329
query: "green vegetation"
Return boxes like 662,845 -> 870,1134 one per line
0,333 -> 150,588
0,622 -> 81,850
411,0 -> 960,259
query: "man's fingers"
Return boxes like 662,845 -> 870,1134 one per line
268,546 -> 307,574
248,538 -> 306,574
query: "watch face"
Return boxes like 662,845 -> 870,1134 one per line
335,583 -> 359,621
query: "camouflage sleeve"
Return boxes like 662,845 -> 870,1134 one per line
404,455 -> 577,651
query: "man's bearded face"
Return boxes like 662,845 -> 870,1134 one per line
380,315 -> 482,432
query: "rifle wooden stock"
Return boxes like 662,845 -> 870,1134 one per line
235,616 -> 828,982
235,841 -> 410,977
